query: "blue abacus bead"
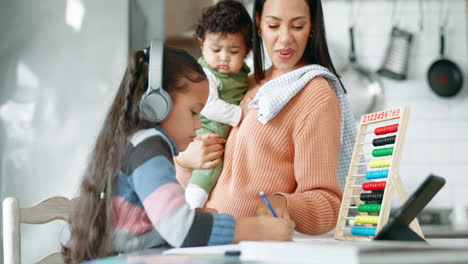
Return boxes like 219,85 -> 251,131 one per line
366,169 -> 389,180
351,227 -> 376,236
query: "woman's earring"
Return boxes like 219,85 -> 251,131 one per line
309,31 -> 314,38
258,31 -> 262,38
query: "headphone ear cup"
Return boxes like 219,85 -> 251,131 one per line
141,38 -> 169,123
159,88 -> 173,120
140,89 -> 172,123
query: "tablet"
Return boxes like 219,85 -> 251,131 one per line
374,174 -> 446,241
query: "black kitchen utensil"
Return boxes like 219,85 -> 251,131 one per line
427,27 -> 463,97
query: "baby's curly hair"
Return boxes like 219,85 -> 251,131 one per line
195,0 -> 253,49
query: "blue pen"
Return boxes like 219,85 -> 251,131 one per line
259,191 -> 278,217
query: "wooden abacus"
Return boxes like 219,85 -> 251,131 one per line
334,106 -> 424,241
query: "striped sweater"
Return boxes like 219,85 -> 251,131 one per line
112,126 -> 235,253
176,77 -> 343,235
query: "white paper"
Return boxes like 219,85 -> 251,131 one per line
240,241 -> 358,264
162,244 -> 240,255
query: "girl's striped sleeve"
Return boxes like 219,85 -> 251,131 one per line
125,135 -> 235,247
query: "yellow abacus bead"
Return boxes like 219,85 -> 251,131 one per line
368,158 -> 392,168
354,215 -> 379,225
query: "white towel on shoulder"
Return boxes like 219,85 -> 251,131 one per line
248,64 -> 358,189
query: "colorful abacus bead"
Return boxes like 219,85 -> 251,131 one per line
362,181 -> 386,191
374,124 -> 399,135
372,135 -> 396,147
366,170 -> 389,179
358,204 -> 381,212
372,147 -> 394,157
360,192 -> 384,202
369,158 -> 392,168
354,215 -> 379,224
351,227 -> 377,236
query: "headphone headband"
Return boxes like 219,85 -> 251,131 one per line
148,39 -> 164,97
140,38 -> 172,123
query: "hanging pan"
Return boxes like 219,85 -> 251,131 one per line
427,26 -> 463,97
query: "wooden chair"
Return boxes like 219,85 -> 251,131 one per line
3,196 -> 75,264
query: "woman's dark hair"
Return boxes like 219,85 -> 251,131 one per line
62,46 -> 206,263
252,0 -> 342,88
196,0 -> 253,49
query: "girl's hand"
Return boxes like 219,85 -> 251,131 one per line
196,207 -> 218,214
234,216 -> 295,242
175,133 -> 225,170
256,194 -> 290,219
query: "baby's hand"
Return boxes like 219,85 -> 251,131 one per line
176,133 -> 225,170
239,97 -> 253,123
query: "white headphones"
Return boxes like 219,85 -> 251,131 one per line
140,38 -> 173,123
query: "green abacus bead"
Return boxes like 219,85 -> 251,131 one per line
372,147 -> 394,157
358,204 -> 381,212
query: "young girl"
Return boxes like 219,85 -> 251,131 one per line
185,0 -> 253,209
62,45 -> 294,263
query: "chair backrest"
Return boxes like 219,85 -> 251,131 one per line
3,196 -> 75,264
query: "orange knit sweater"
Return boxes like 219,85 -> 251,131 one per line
177,76 -> 343,235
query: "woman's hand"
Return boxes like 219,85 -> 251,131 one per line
256,194 -> 290,219
175,133 -> 226,170
234,216 -> 295,242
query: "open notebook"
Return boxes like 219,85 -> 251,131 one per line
164,240 -> 358,263
163,239 -> 468,264
163,244 -> 240,256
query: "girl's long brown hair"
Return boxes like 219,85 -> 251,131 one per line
62,46 -> 206,263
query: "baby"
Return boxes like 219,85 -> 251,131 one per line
185,0 -> 252,209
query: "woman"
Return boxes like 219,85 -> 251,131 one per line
176,0 -> 356,235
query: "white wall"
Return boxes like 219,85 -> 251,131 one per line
0,0 -> 128,262
323,0 -> 468,208
130,0 -> 165,51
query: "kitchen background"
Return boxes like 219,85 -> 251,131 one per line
1,0 -> 467,262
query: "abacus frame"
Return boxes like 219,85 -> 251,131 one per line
334,107 -> 424,241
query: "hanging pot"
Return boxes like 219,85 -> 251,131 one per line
427,27 -> 463,97
341,26 -> 382,118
